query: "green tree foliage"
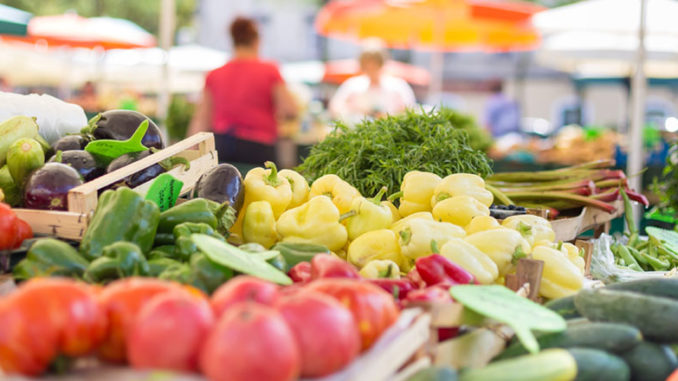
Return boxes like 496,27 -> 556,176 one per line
1,0 -> 196,36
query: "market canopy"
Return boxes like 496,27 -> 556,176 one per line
5,13 -> 156,49
0,4 -> 31,36
316,0 -> 543,52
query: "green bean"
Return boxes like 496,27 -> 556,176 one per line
628,263 -> 643,272
657,245 -> 678,262
617,245 -> 640,268
641,252 -> 671,271
628,246 -> 649,265
621,189 -> 637,235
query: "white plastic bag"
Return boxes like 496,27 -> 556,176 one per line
0,91 -> 87,143
591,233 -> 677,283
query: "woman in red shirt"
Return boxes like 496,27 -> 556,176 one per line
188,17 -> 297,165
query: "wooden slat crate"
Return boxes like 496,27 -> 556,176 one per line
13,132 -> 218,240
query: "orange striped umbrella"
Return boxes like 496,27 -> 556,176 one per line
323,59 -> 431,85
316,0 -> 543,52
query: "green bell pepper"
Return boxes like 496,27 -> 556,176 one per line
158,253 -> 233,294
272,242 -> 330,268
174,222 -> 224,261
240,242 -> 288,271
13,238 -> 89,280
83,242 -> 150,283
80,187 -> 160,260
148,245 -> 179,260
147,257 -> 183,277
157,198 -> 237,237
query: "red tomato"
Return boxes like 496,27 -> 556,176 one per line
17,278 -> 107,357
668,369 -> 678,381
127,292 -> 214,372
210,276 -> 279,317
200,302 -> 300,381
97,277 -> 184,363
13,218 -> 32,249
305,278 -> 400,351
277,291 -> 360,377
0,203 -> 19,250
0,294 -> 58,376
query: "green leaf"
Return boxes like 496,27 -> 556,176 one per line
450,285 -> 566,354
191,234 -> 292,285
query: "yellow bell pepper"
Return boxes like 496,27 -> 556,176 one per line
501,215 -> 556,247
464,228 -> 531,276
308,174 -> 361,215
431,173 -> 493,208
279,169 -> 310,209
390,211 -> 434,231
393,218 -> 465,260
276,196 -> 347,252
383,200 -> 400,224
359,259 -> 401,279
465,215 -> 501,235
440,238 -> 498,284
396,171 -> 441,217
242,201 -> 278,248
231,161 -> 292,236
531,245 -> 584,299
343,187 -> 393,240
347,229 -> 407,270
561,242 -> 586,275
433,195 -> 490,227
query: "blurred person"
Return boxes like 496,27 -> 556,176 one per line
188,16 -> 298,165
484,80 -> 522,138
68,81 -> 100,114
329,39 -> 416,125
0,77 -> 12,93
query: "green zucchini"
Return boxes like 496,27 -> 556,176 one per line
621,341 -> 678,381
606,278 -> 678,300
568,347 -> 630,381
496,322 -> 642,359
574,288 -> 678,342
459,349 -> 577,381
406,366 -> 458,381
545,295 -> 582,319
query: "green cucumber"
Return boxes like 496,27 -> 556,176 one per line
575,288 -> 678,342
606,278 -> 678,300
496,322 -> 642,359
406,366 -> 458,381
545,295 -> 581,319
568,348 -> 630,381
7,137 -> 45,187
460,349 -> 577,381
621,341 -> 678,381
0,165 -> 21,206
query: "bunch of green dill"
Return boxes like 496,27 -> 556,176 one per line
296,108 -> 494,197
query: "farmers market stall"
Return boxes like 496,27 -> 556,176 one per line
1,100 -> 678,381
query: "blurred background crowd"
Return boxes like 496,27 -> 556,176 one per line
0,0 -> 675,185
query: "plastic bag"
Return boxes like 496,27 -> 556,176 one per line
591,233 -> 677,284
0,91 -> 87,143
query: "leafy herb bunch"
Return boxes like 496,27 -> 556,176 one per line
297,108 -> 493,197
653,143 -> 678,214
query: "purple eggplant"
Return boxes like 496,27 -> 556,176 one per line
52,135 -> 89,152
48,150 -> 105,182
107,149 -> 189,189
24,163 -> 83,210
192,164 -> 244,213
91,110 -> 164,150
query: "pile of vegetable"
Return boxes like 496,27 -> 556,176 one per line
487,159 -> 649,216
0,275 -> 399,380
652,141 -> 678,216
0,202 -> 32,251
0,110 -> 190,211
297,108 -> 493,197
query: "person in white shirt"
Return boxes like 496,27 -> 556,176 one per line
329,40 -> 416,126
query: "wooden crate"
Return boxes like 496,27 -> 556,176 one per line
13,132 -> 218,240
551,200 -> 623,242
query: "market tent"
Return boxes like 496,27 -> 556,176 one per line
0,4 -> 31,36
6,13 -> 156,49
316,0 -> 543,100
533,0 -> 668,221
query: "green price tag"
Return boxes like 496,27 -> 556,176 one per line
450,285 -> 566,354
85,119 -> 149,164
145,173 -> 183,211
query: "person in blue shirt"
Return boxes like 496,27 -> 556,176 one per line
484,80 -> 522,138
